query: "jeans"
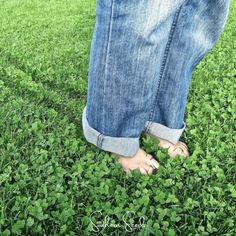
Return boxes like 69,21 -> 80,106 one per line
82,0 -> 230,157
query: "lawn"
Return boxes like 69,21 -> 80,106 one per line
0,0 -> 235,235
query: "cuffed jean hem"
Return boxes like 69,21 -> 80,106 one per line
82,106 -> 140,157
144,120 -> 186,145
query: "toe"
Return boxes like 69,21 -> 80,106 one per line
182,149 -> 190,157
123,168 -> 131,174
178,142 -> 189,151
169,146 -> 188,158
145,154 -> 160,169
150,158 -> 160,169
159,139 -> 172,148
176,143 -> 189,157
141,162 -> 154,175
139,166 -> 148,175
179,141 -> 188,149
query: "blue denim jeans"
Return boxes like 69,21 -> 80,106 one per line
82,0 -> 230,157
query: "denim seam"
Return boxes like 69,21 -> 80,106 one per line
96,133 -> 101,147
147,122 -> 153,134
97,133 -> 103,148
100,134 -> 105,147
144,120 -> 151,133
103,0 -> 115,96
147,5 -> 183,123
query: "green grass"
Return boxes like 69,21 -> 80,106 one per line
0,0 -> 235,235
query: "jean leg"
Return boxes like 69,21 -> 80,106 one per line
144,0 -> 230,144
83,0 -> 184,156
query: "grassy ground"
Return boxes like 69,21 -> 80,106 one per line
0,0 -> 235,235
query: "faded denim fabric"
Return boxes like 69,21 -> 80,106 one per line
82,0 -> 230,157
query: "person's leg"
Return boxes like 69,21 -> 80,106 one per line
82,0 -> 185,158
144,0 -> 230,148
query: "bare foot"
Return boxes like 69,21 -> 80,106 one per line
144,133 -> 189,158
111,148 -> 160,175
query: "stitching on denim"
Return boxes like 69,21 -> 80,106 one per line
99,134 -> 104,147
96,134 -> 100,147
144,121 -> 151,133
103,0 -> 115,96
147,5 -> 183,123
143,121 -> 149,133
97,133 -> 103,147
147,122 -> 153,134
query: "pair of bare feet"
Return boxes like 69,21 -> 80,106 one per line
112,133 -> 190,175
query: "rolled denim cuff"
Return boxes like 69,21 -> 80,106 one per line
144,120 -> 186,145
82,106 -> 140,157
